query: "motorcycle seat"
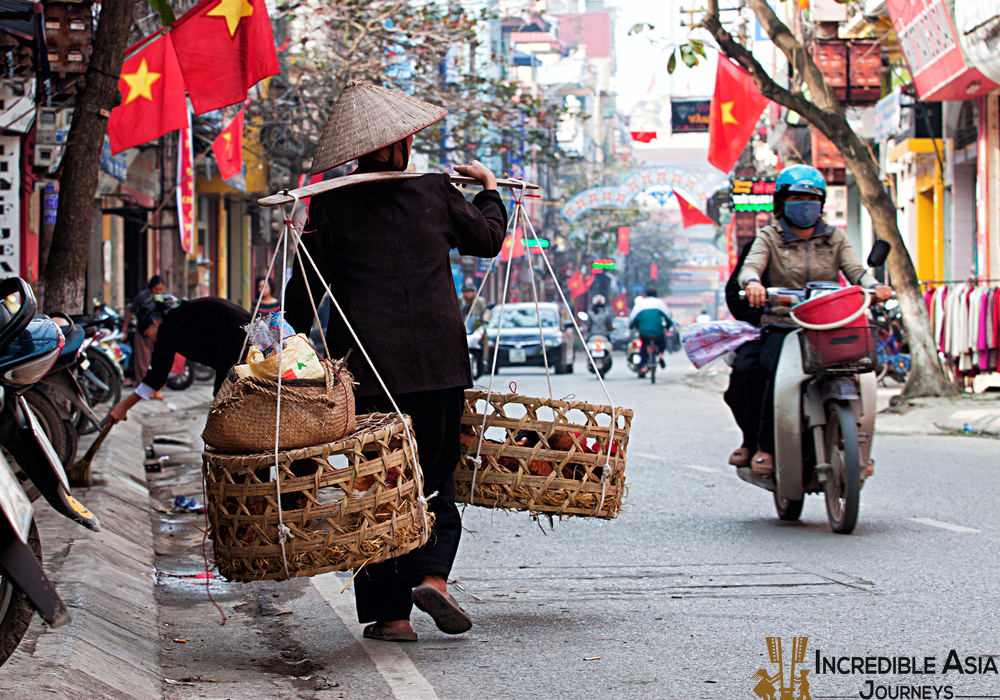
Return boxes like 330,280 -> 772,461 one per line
49,325 -> 86,371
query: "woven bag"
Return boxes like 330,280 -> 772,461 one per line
202,359 -> 356,454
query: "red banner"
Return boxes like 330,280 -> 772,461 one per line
649,263 -> 658,280
177,116 -> 195,255
617,226 -> 630,256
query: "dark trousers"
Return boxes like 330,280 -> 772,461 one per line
724,340 -> 766,453
353,387 -> 464,623
724,327 -> 794,455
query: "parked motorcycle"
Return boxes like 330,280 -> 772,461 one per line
733,242 -> 891,534
70,303 -> 125,433
871,298 -> 910,384
0,277 -> 101,665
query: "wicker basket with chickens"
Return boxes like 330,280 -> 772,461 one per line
455,390 -> 632,519
202,413 -> 432,581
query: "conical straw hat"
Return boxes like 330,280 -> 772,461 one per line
309,81 -> 447,175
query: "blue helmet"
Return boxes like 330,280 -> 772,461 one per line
775,164 -> 826,199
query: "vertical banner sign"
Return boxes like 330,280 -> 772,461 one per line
177,114 -> 195,255
617,226 -> 630,256
649,263 -> 658,280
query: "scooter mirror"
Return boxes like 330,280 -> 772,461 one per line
867,239 -> 891,268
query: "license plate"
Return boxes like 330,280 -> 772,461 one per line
591,349 -> 606,358
0,452 -> 33,544
20,396 -> 70,492
508,348 -> 526,363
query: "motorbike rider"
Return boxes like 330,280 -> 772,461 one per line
629,287 -> 671,374
109,296 -> 252,422
587,295 -> 614,339
460,281 -> 487,330
736,164 -> 893,476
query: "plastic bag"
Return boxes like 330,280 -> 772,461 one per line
681,320 -> 761,369
245,312 -> 295,357
233,334 -> 325,380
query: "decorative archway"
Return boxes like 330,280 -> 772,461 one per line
559,166 -> 723,222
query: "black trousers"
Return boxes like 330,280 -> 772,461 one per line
353,387 -> 464,623
723,327 -> 795,455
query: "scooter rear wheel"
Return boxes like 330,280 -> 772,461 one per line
823,402 -> 860,534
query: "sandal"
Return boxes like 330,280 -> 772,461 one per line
751,453 -> 774,476
363,623 -> 417,643
729,448 -> 751,467
411,584 -> 472,635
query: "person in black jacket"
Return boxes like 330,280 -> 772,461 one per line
284,81 -> 507,643
110,297 -> 251,422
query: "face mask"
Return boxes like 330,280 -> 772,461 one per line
783,200 -> 823,228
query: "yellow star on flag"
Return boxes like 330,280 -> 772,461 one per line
721,101 -> 738,125
121,58 -> 162,106
221,132 -> 232,150
207,0 -> 254,38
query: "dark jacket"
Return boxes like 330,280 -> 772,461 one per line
725,240 -> 766,326
142,297 -> 251,391
285,173 -> 507,398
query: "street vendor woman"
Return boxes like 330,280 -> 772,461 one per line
109,296 -> 252,422
285,81 -> 507,643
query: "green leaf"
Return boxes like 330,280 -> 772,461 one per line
690,39 -> 707,58
679,44 -> 698,68
628,22 -> 654,35
667,51 -> 677,74
151,0 -> 176,26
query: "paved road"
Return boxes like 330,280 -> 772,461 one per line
131,355 -> 1000,698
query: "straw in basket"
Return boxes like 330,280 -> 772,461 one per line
203,413 -> 432,581
455,390 -> 632,519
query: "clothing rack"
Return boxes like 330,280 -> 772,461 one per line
920,278 -> 1000,286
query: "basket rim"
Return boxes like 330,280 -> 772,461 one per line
203,413 -> 412,468
464,389 -> 635,420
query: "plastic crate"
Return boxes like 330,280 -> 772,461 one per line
800,326 -> 877,374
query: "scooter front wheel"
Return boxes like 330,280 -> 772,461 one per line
773,492 -> 804,521
823,402 -> 860,534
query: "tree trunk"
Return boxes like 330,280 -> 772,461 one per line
41,0 -> 135,313
704,4 -> 957,398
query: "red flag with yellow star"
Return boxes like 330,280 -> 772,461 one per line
500,227 -> 526,262
212,104 -> 245,180
674,191 -> 714,228
170,0 -> 279,115
107,34 -> 188,154
707,58 -> 769,173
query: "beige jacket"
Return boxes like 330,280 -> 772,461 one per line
737,222 -> 878,324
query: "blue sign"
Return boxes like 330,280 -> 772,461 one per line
99,137 -> 127,180
874,87 -> 901,141
451,264 -> 464,294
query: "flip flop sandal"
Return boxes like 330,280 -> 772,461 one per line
411,585 -> 472,635
363,623 -> 417,643
751,454 -> 774,476
729,448 -> 751,467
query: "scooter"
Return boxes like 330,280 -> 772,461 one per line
626,333 -> 661,383
577,312 -> 613,377
734,241 -> 891,534
0,277 -> 101,665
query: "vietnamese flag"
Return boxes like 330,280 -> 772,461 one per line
675,191 -> 714,228
707,58 -> 769,173
566,270 -> 585,299
500,227 -> 526,261
169,0 -> 280,115
612,293 -> 628,315
630,131 -> 657,143
108,34 -> 188,154
212,104 -> 246,180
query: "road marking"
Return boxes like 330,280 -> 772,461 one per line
312,573 -> 440,700
910,517 -> 981,534
633,452 -> 718,472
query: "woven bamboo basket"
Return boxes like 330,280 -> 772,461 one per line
202,413 -> 431,581
455,390 -> 632,519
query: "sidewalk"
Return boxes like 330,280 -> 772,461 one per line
0,384 -> 213,697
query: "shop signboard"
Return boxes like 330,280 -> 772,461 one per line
730,179 -> 775,212
874,87 -> 902,141
886,0 -> 997,101
670,100 -> 710,133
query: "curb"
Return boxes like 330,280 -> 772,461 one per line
0,417 -> 161,697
